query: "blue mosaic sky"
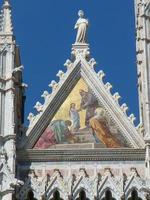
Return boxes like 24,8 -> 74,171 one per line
9,0 -> 138,125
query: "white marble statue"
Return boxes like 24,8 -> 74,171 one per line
74,10 -> 89,44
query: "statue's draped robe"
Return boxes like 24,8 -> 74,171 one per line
70,108 -> 80,131
75,18 -> 88,43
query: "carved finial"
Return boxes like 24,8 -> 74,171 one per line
74,10 -> 88,44
88,58 -> 97,68
113,92 -> 121,104
79,168 -> 88,177
34,102 -> 43,112
53,169 -> 63,178
128,114 -> 136,124
105,82 -> 113,93
104,168 -> 113,177
121,103 -> 129,114
130,168 -> 139,177
41,91 -> 49,103
48,80 -> 58,91
12,65 -> 24,73
97,70 -> 105,81
56,70 -> 65,80
27,113 -> 35,125
64,59 -> 72,69
136,123 -> 145,135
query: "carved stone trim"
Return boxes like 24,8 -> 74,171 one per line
17,148 -> 145,162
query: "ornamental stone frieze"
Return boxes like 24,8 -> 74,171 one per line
17,167 -> 150,200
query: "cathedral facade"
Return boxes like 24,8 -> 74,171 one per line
0,0 -> 150,199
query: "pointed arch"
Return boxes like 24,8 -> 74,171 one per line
127,189 -> 142,200
101,189 -> 116,200
71,169 -> 94,200
46,187 -> 66,200
75,189 -> 90,200
25,189 -> 37,200
124,168 -> 147,200
98,187 -> 118,200
98,169 -> 121,200
49,190 -> 64,200
126,187 -> 145,200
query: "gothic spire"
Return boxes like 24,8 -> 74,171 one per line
0,0 -> 13,34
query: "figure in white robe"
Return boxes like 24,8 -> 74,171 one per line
74,10 -> 89,43
69,103 -> 80,132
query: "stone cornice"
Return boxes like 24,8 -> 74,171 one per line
17,148 -> 145,162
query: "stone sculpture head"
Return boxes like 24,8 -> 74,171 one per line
78,10 -> 84,18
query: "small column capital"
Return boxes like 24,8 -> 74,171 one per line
71,43 -> 90,60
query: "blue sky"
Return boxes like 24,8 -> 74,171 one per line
9,0 -> 139,125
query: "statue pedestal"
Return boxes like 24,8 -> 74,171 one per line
72,43 -> 89,49
71,43 -> 90,60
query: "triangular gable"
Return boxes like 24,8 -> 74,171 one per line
22,44 -> 145,149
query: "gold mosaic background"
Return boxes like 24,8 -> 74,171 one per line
53,78 -> 87,128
